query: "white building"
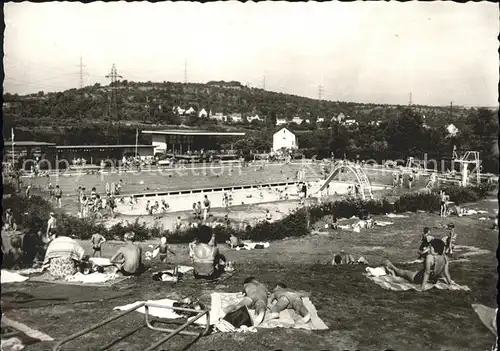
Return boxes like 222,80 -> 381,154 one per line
276,118 -> 287,126
446,123 -> 459,137
210,112 -> 227,123
229,113 -> 243,123
185,107 -> 196,115
292,116 -> 304,125
272,128 -> 298,152
247,114 -> 262,123
317,117 -> 325,123
198,108 -> 208,118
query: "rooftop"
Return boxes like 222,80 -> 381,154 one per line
142,129 -> 245,136
4,141 -> 56,147
56,145 -> 154,150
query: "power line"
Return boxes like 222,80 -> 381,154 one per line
409,92 -> 412,106
105,63 -> 123,144
184,58 -> 187,84
318,85 -> 324,100
79,56 -> 86,89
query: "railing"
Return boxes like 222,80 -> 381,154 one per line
52,302 -> 210,351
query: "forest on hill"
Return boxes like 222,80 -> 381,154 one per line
3,80 -> 498,172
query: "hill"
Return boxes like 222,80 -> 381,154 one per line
3,80 -> 476,132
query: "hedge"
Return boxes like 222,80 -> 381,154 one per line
3,183 -> 497,244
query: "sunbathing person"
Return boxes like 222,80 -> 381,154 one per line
226,233 -> 243,248
191,225 -> 226,280
221,277 -> 268,325
332,252 -> 369,265
268,283 -> 311,324
384,238 -> 452,291
110,232 -> 143,276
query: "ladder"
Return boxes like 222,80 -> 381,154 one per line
353,166 -> 374,200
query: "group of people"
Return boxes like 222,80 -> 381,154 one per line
77,187 -> 117,220
191,195 -> 212,221
43,231 -> 144,279
392,170 -> 417,190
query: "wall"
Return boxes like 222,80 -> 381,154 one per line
151,134 -> 167,155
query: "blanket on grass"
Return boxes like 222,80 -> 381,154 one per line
196,292 -> 328,331
472,304 -> 497,337
28,272 -> 131,287
1,270 -> 29,284
364,267 -> 470,291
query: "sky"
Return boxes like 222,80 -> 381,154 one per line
4,2 -> 499,107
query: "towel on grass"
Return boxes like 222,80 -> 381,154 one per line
65,272 -> 118,284
375,221 -> 394,227
1,270 -> 29,284
196,292 -> 328,331
235,242 -> 270,251
364,267 -> 470,291
385,213 -> 409,218
17,267 -> 44,275
472,304 -> 497,337
113,299 -> 183,319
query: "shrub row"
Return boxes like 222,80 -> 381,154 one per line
3,183 -> 496,244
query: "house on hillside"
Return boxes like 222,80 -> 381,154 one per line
276,118 -> 287,126
343,119 -> 358,126
173,106 -> 186,115
198,108 -> 208,118
185,107 -> 196,115
317,117 -> 325,123
247,114 -> 263,123
292,116 -> 304,125
446,123 -> 459,137
229,113 -> 243,123
273,128 -> 298,152
211,112 -> 227,123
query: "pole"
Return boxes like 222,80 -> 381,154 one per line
11,128 -> 15,169
135,128 -> 138,158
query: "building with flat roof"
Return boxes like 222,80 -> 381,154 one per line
56,144 -> 155,164
3,141 -> 57,169
142,129 -> 246,155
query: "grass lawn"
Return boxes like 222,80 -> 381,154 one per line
2,198 -> 497,351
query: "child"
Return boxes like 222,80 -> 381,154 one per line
161,200 -> 169,213
440,191 -> 448,217
221,277 -> 269,325
384,238 -> 452,291
418,227 -> 434,258
154,236 -> 176,263
265,209 -> 272,222
268,283 -> 311,324
443,223 -> 457,256
408,172 -> 414,189
91,232 -> 106,257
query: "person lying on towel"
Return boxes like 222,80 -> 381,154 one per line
331,252 -> 369,265
110,232 -> 143,276
192,225 -> 226,280
221,277 -> 268,325
268,283 -> 311,324
384,238 -> 452,291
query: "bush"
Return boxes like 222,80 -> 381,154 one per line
437,183 -> 497,205
394,192 -> 440,213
